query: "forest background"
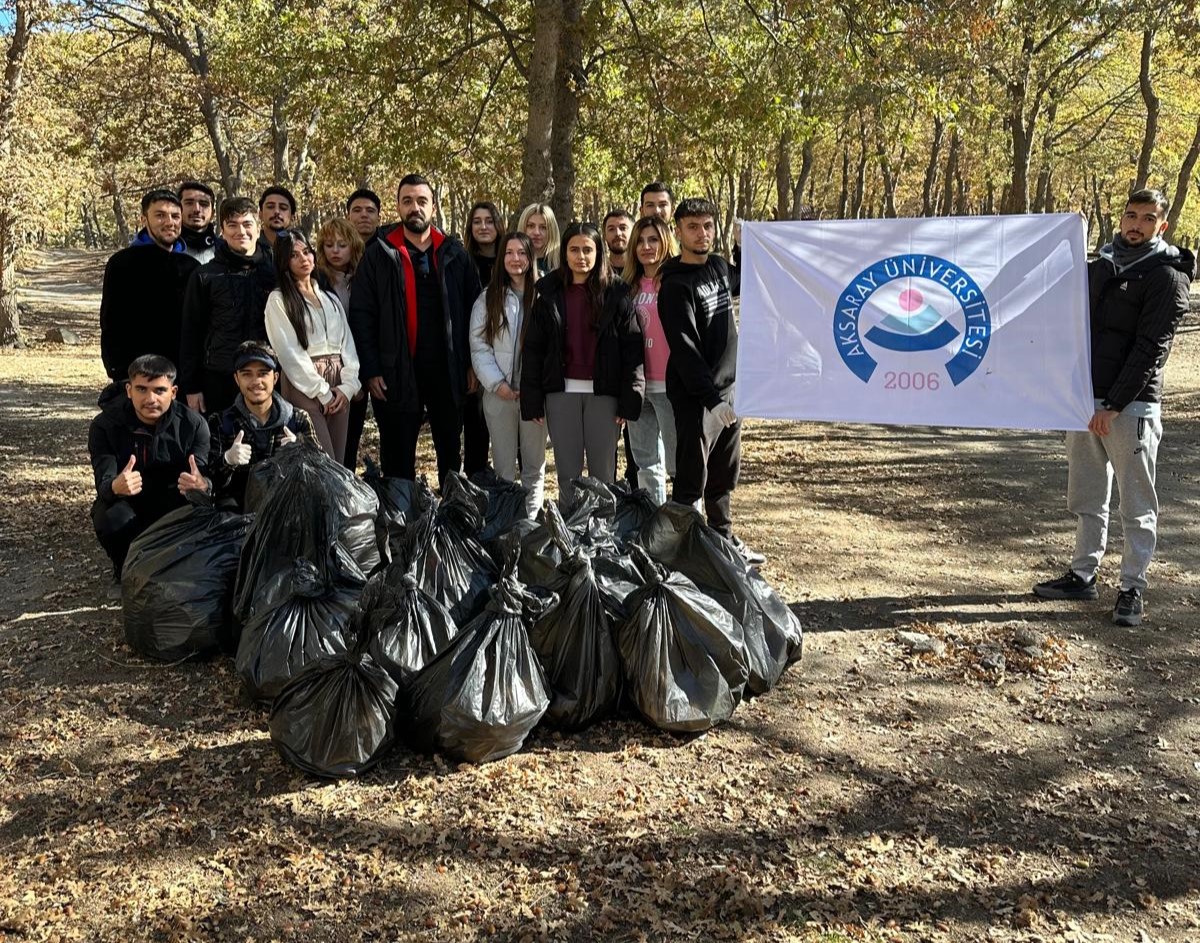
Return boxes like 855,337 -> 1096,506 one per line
2,0 -> 1200,344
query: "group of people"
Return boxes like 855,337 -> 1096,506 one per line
90,176 -> 757,586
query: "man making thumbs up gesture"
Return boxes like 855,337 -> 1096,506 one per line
88,354 -> 212,584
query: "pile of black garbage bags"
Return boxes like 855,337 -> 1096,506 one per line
120,443 -> 803,779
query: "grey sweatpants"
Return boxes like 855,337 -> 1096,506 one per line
544,391 -> 619,504
1066,411 -> 1162,591
481,390 -> 547,518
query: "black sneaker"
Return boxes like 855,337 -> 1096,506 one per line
1032,570 -> 1098,600
1113,588 -> 1143,626
731,535 -> 767,567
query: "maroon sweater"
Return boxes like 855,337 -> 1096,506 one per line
563,283 -> 597,381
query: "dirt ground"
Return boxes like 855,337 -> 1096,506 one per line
1,248 -> 1198,943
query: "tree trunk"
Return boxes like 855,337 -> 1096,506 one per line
0,0 -> 35,347
851,124 -> 867,218
791,135 -> 814,219
921,116 -> 945,216
549,0 -> 583,223
837,139 -> 849,219
271,88 -> 291,184
1135,29 -> 1158,191
1166,115 -> 1200,236
520,0 -> 562,207
110,182 -> 130,246
941,127 -> 959,216
775,128 -> 792,220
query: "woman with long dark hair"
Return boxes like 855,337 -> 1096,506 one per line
520,222 -> 644,505
469,231 -> 546,517
264,228 -> 360,463
622,215 -> 680,504
464,201 -> 502,286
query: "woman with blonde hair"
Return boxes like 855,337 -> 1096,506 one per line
315,216 -> 367,470
517,203 -> 560,275
622,215 -> 679,504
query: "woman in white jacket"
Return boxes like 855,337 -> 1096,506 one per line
469,232 -> 546,517
264,229 -> 361,464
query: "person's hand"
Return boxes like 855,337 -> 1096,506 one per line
710,401 -> 737,427
367,376 -> 387,400
281,426 -> 298,446
614,416 -> 626,427
186,392 -> 206,413
467,368 -> 480,394
177,455 -> 208,494
532,416 -> 544,426
111,455 -> 142,497
325,389 -> 349,416
223,430 -> 251,466
1088,408 -> 1119,437
497,381 -> 519,402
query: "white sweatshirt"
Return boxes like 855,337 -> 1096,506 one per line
264,287 -> 361,405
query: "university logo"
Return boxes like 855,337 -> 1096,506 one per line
833,254 -> 991,386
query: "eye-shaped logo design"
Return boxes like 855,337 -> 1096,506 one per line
834,254 -> 991,386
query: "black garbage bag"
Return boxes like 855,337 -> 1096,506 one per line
242,442 -> 385,576
406,550 -> 556,764
269,651 -> 398,779
233,459 -> 368,625
364,459 -> 437,561
639,503 -> 802,694
609,482 -> 658,549
562,477 -> 621,550
403,480 -> 497,625
469,468 -> 532,544
359,565 -> 461,691
122,505 -> 253,661
235,558 -> 358,703
616,547 -> 749,733
528,549 -> 624,730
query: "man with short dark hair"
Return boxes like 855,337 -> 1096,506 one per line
603,209 -> 635,275
1033,188 -> 1194,626
640,182 -> 674,222
658,197 -> 762,564
178,181 -> 217,263
207,341 -> 316,510
347,188 -> 382,243
258,185 -> 296,250
89,354 -> 211,580
99,189 -> 200,407
180,197 -> 276,414
348,173 -> 481,484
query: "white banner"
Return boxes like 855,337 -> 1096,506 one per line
735,214 -> 1094,430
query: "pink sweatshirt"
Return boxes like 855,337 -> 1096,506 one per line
634,276 -> 670,388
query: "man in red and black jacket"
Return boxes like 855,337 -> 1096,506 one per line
347,174 -> 481,486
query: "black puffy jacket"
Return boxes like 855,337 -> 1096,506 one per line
520,273 -> 644,422
179,240 -> 276,394
1088,246 -> 1194,410
206,394 -> 317,509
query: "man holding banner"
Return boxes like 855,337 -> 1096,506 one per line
1033,189 -> 1194,627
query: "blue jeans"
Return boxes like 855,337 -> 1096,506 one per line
626,390 -> 677,505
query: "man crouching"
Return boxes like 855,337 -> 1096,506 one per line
89,354 -> 212,584
206,341 -> 316,511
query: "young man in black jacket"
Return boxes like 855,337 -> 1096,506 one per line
99,189 -> 200,408
179,197 -> 276,415
348,174 -> 481,486
1034,189 -> 1195,626
658,197 -> 763,564
178,180 -> 216,264
206,341 -> 316,510
89,354 -> 212,580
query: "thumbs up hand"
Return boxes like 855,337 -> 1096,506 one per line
177,454 -> 208,494
112,454 -> 142,497
281,426 -> 298,446
223,429 -> 252,466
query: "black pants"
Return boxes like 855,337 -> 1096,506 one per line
462,390 -> 490,477
671,400 -> 741,539
201,370 -> 239,415
343,395 -> 370,474
373,363 -> 463,488
92,498 -> 152,574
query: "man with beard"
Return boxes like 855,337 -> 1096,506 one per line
180,197 -> 276,415
348,174 -> 480,485
99,189 -> 200,407
602,209 -> 634,275
639,182 -> 674,223
178,180 -> 217,263
1033,188 -> 1195,626
258,185 -> 296,251
89,354 -> 211,582
347,188 -> 382,245
206,341 -> 316,510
